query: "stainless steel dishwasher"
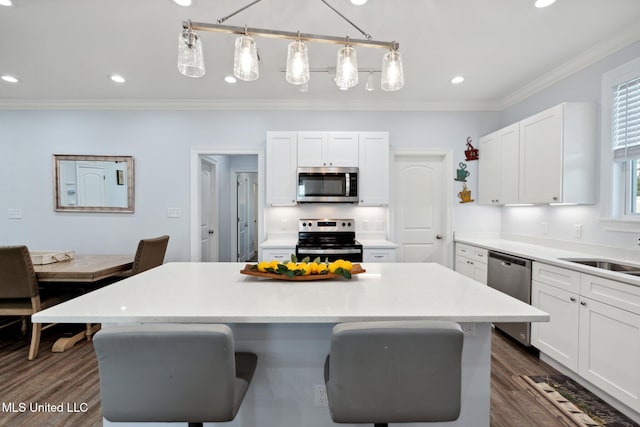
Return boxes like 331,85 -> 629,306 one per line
487,251 -> 532,346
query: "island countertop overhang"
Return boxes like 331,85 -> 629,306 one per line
33,262 -> 548,324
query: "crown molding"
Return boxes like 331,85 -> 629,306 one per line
0,98 -> 503,112
499,22 -> 640,109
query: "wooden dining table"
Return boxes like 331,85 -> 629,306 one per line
33,254 -> 134,353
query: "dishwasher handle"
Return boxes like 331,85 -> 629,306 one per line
488,251 -> 531,267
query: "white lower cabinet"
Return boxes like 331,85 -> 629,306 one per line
260,248 -> 295,262
531,280 -> 580,371
454,243 -> 488,285
531,262 -> 640,412
363,248 -> 396,263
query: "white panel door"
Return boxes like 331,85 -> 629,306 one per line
199,160 -> 218,262
393,155 -> 445,263
237,173 -> 250,262
478,132 -> 499,204
76,163 -> 106,206
499,124 -> 520,203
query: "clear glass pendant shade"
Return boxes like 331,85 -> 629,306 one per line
177,29 -> 205,78
335,45 -> 358,89
233,35 -> 259,81
285,40 -> 310,85
365,71 -> 375,91
381,49 -> 404,91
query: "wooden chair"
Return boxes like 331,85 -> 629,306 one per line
93,324 -> 257,425
115,235 -> 169,278
0,245 -> 76,360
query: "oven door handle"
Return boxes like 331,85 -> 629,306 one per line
297,248 -> 362,255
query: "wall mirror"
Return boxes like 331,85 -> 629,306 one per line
53,155 -> 135,213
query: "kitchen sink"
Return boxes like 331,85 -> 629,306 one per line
560,258 -> 640,275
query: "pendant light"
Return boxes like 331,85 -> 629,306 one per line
335,38 -> 358,89
285,34 -> 310,85
233,28 -> 259,81
177,21 -> 205,78
381,46 -> 404,91
365,71 -> 375,91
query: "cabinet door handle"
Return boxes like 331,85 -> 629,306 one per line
580,301 -> 587,306
570,297 -> 576,302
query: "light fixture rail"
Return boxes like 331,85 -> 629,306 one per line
184,22 -> 399,50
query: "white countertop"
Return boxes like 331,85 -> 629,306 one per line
33,262 -> 547,324
456,237 -> 640,287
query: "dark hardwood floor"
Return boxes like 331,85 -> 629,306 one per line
0,323 -> 570,426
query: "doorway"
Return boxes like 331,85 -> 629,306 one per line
390,151 -> 452,266
191,149 -> 263,262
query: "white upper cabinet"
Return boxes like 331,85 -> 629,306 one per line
479,102 -> 596,205
478,123 -> 519,205
358,132 -> 389,206
266,132 -> 298,206
519,103 -> 596,204
298,132 -> 359,167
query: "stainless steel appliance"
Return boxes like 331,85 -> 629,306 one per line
487,251 -> 533,346
296,167 -> 358,203
295,219 -> 363,262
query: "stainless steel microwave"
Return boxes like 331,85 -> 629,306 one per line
297,167 -> 358,203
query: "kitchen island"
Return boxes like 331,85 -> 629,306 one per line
33,262 -> 548,427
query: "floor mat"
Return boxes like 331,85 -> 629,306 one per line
521,375 -> 639,427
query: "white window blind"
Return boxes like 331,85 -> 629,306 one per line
613,76 -> 640,161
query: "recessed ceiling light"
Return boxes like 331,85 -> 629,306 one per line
109,74 -> 126,84
534,0 -> 556,8
451,75 -> 465,84
224,75 -> 237,84
350,0 -> 368,5
172,0 -> 192,6
1,75 -> 19,83
0,0 -> 13,7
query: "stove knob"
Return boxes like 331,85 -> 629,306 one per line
347,222 -> 351,227
302,222 -> 307,227
342,222 -> 346,227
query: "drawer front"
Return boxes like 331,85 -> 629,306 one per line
363,249 -> 396,263
580,274 -> 640,316
456,243 -> 488,264
532,262 -> 580,293
261,249 -> 294,262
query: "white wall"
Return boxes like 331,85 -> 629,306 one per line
0,110 -> 501,261
498,40 -> 640,250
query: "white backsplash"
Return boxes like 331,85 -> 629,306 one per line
265,205 -> 389,240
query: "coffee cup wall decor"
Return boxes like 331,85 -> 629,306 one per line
454,162 -> 470,182
458,183 -> 474,203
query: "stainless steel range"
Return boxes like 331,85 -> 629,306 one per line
295,219 -> 363,262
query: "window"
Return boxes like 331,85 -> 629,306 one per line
612,76 -> 640,214
600,57 -> 640,230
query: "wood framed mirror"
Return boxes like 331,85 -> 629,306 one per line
53,155 -> 135,213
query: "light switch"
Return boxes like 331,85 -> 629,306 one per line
8,208 -> 22,219
167,208 -> 181,218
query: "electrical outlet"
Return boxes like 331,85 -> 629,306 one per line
573,224 -> 582,239
363,219 -> 369,230
461,323 -> 475,336
375,220 -> 384,231
541,222 -> 548,235
281,219 -> 287,230
314,385 -> 328,407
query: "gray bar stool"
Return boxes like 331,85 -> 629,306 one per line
324,320 -> 464,427
93,323 -> 257,427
